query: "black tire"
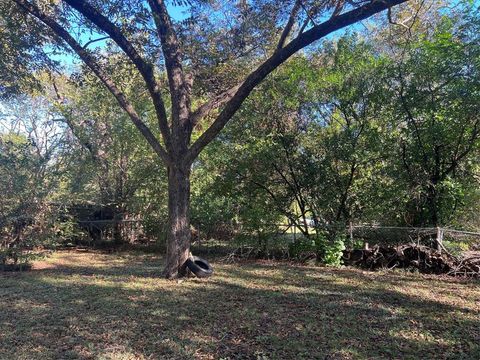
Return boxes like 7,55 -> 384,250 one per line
185,256 -> 213,278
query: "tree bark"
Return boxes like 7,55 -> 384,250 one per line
426,183 -> 439,227
163,164 -> 191,279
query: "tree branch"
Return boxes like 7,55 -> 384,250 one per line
186,0 -> 408,164
82,35 -> 109,49
13,0 -> 171,165
148,0 -> 190,134
442,117 -> 480,178
61,0 -> 172,151
190,84 -> 242,127
236,170 -> 303,233
397,73 -> 429,168
277,0 -> 302,51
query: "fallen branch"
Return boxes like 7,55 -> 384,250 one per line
343,244 -> 479,277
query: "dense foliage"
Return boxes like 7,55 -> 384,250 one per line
0,1 -> 479,266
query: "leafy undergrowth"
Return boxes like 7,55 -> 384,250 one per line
0,250 -> 479,360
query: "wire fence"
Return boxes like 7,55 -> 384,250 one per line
348,225 -> 480,250
72,218 -> 480,256
77,219 -> 146,244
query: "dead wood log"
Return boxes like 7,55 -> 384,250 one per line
343,244 -> 479,277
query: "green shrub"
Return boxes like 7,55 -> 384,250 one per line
442,240 -> 471,256
288,237 -> 317,259
288,232 -> 346,266
319,235 -> 346,266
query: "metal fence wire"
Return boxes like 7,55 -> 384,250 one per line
348,225 -> 480,250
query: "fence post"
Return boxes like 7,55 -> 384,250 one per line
293,222 -> 297,242
436,227 -> 444,252
198,223 -> 201,250
349,221 -> 354,247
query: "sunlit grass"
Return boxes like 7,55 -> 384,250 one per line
1,250 -> 479,359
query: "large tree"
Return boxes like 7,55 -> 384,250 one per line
388,14 -> 480,227
7,0 -> 409,278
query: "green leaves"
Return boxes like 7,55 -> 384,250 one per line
387,12 -> 480,226
190,5 -> 480,235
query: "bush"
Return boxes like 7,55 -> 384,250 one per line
0,215 -> 49,270
288,237 -> 317,259
288,232 -> 346,266
0,204 -> 83,270
319,235 -> 346,266
443,240 -> 471,257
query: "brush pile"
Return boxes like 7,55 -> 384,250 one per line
343,244 -> 480,277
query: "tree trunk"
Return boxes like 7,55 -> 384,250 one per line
163,164 -> 191,279
426,183 -> 439,227
112,205 -> 125,245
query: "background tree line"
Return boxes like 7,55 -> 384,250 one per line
0,1 -> 479,267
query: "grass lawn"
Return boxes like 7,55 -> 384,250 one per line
0,250 -> 479,360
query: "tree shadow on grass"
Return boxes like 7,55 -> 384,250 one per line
0,252 -> 479,359
30,250 -> 165,279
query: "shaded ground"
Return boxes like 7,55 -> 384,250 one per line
0,250 -> 479,359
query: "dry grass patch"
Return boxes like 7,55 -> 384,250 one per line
0,250 -> 479,359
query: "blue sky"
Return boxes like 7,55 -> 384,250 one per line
48,3 -> 189,67
41,1 -> 480,70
